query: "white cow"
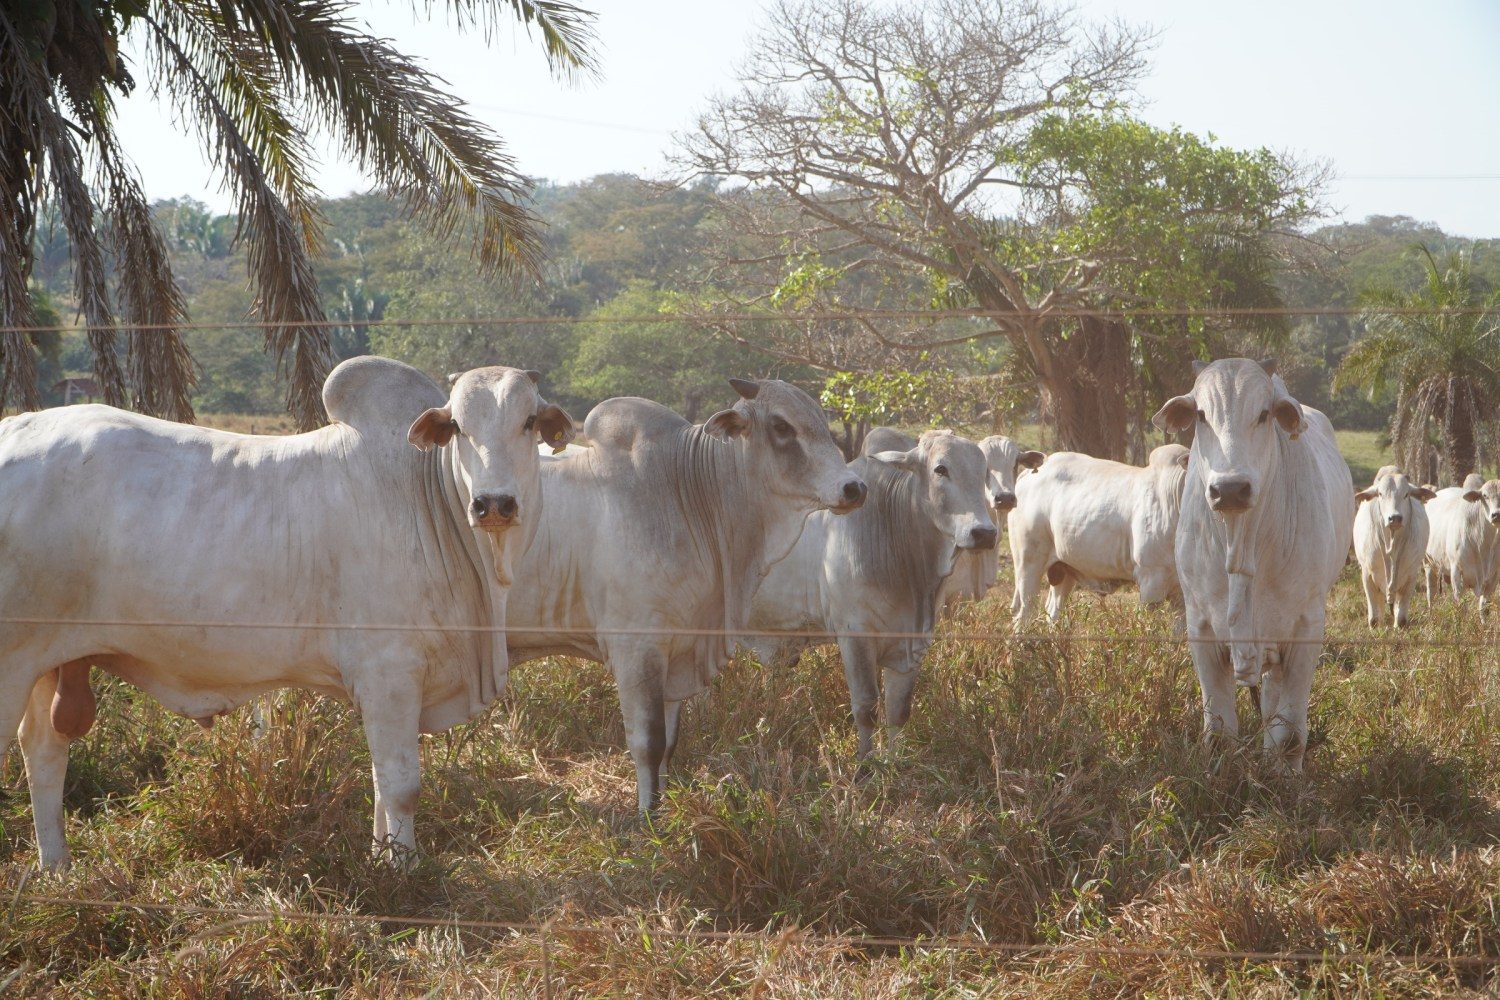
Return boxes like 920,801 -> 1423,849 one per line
1423,476 -> 1500,611
1009,444 -> 1190,626
860,429 -> 1042,604
1153,358 -> 1353,772
747,431 -> 998,758
505,379 -> 866,812
1352,466 -> 1434,628
0,356 -> 575,869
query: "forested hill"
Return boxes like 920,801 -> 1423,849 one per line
28,176 -> 1500,430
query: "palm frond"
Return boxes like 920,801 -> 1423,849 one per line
141,13 -> 330,429
411,1 -> 598,79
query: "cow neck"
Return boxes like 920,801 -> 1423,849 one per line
843,458 -> 954,631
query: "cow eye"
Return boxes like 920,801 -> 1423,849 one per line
771,416 -> 794,437
933,464 -> 949,478
523,415 -> 536,432
1196,410 -> 1206,424
1256,409 -> 1269,425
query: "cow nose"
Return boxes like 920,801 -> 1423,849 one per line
839,479 -> 867,508
1491,511 -> 1500,525
993,490 -> 1017,511
1387,513 -> 1403,527
470,493 -> 519,525
494,494 -> 518,519
1207,477 -> 1253,511
968,525 -> 999,549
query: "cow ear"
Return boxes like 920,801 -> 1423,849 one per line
872,448 -> 923,472
1016,450 -> 1045,472
1173,449 -> 1190,469
1354,487 -> 1377,504
1258,357 -> 1278,376
1464,490 -> 1484,503
703,406 -> 751,441
727,377 -> 761,401
535,402 -> 576,454
523,370 -> 541,385
446,372 -> 463,387
1191,360 -> 1209,375
1410,486 -> 1437,503
408,407 -> 458,451
1271,397 -> 1304,438
1152,395 -> 1197,434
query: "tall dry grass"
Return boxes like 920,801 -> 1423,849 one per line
2,570 -> 1498,996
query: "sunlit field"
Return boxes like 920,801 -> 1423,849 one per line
7,425 -> 1498,997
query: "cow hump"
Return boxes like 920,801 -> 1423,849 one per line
322,356 -> 447,436
582,396 -> 690,455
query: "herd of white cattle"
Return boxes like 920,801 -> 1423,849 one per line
2,355 -> 1497,871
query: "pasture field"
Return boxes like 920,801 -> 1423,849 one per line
3,568 -> 1498,996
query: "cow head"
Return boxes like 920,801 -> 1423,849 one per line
1462,479 -> 1500,526
875,431 -> 998,551
408,367 -> 575,531
1355,466 -> 1434,532
703,377 -> 866,514
1152,358 -> 1304,515
978,435 -> 1044,513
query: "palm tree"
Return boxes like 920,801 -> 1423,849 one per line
1336,247 -> 1500,483
0,0 -> 594,427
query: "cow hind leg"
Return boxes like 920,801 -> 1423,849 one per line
1044,563 -> 1077,623
659,698 -> 685,782
21,670 -> 74,871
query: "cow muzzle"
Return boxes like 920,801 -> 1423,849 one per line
963,525 -> 999,550
1207,476 -> 1253,512
991,490 -> 1017,512
1386,513 -> 1403,529
830,478 -> 867,513
469,493 -> 519,529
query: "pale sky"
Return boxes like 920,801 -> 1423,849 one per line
116,0 -> 1500,236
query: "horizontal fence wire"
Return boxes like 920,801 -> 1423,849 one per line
8,893 -> 1500,968
2,304 -> 1498,335
0,616 -> 1495,650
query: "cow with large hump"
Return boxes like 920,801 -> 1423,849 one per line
1423,475 -> 1500,611
1352,466 -> 1434,628
504,378 -> 866,813
0,356 -> 574,869
1153,358 -> 1353,772
859,429 -> 1043,605
1009,444 -> 1190,627
748,430 -> 998,759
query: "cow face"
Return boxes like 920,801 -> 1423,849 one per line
1356,468 -> 1434,532
1462,479 -> 1500,526
408,367 -> 576,531
703,378 -> 866,514
876,432 -> 998,550
1152,358 -> 1304,514
979,435 -> 1044,513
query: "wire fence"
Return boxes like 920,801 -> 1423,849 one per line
7,892 -> 1500,970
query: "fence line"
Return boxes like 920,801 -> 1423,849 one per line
0,615 -> 1495,650
3,304 -> 1498,335
9,893 -> 1499,968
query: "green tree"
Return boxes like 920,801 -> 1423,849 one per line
1336,248 -> 1500,482
0,0 -> 594,426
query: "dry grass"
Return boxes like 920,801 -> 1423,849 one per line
2,569 -> 1499,997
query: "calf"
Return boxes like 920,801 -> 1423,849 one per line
748,431 -> 998,757
1352,466 -> 1434,628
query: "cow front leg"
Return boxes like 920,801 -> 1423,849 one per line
881,664 -> 919,756
616,651 -> 666,814
838,638 -> 881,760
1265,639 -> 1318,774
1188,626 -> 1237,756
659,698 -> 684,782
359,683 -> 423,865
20,670 -> 73,872
1360,571 -> 1383,629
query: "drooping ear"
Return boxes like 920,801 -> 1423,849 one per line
1410,486 -> 1437,503
1152,395 -> 1197,434
1464,490 -> 1484,503
446,372 -> 462,387
1258,357 -> 1279,376
1421,484 -> 1439,496
1016,450 -> 1045,472
534,401 -> 576,454
1354,487 -> 1378,504
1191,360 -> 1209,375
408,406 -> 458,451
523,370 -> 541,385
703,405 -> 752,441
1173,449 -> 1190,469
1271,396 -> 1304,438
727,377 -> 761,400
872,448 -> 924,472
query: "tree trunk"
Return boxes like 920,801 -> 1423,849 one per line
1444,377 -> 1477,482
1036,317 -> 1131,460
